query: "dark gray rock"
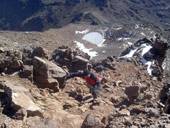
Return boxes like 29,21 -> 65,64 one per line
81,114 -> 104,128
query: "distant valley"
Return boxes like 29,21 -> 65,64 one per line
0,0 -> 170,32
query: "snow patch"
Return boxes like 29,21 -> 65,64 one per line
135,24 -> 140,29
75,29 -> 89,34
140,44 -> 154,75
141,44 -> 152,56
123,44 -> 129,48
123,38 -> 130,40
141,32 -> 146,36
127,42 -> 133,45
117,38 -> 122,41
123,49 -> 137,58
114,27 -> 122,30
74,41 -> 97,58
142,58 -> 153,75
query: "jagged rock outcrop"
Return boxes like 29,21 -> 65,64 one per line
33,56 -> 67,91
52,45 -> 90,71
120,35 -> 168,80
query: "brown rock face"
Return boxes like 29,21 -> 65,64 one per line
33,56 -> 67,91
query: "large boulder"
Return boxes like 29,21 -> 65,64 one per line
2,81 -> 42,117
33,56 -> 67,91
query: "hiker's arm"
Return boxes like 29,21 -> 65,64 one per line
66,72 -> 84,80
91,73 -> 101,90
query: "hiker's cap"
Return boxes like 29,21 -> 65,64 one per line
83,69 -> 90,76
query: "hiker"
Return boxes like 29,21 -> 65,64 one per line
66,69 -> 101,100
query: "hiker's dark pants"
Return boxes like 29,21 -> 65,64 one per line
90,85 -> 99,99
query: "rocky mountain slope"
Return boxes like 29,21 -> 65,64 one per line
0,1 -> 170,127
0,23 -> 170,127
0,0 -> 170,31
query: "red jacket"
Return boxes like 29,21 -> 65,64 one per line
82,75 -> 101,86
